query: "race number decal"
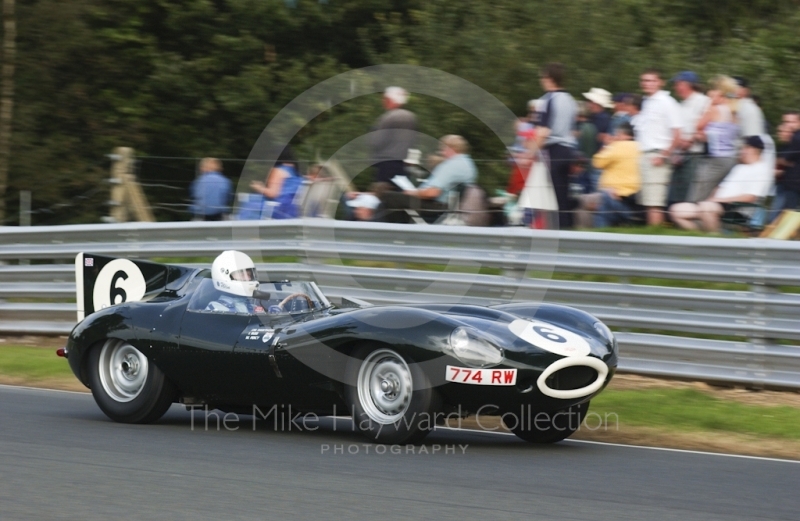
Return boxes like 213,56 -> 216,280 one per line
92,259 -> 147,311
508,319 -> 591,357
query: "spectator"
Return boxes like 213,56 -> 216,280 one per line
635,68 -> 682,225
686,75 -> 739,203
575,122 -> 641,228
535,62 -> 579,229
575,101 -> 599,159
582,88 -> 613,193
582,88 -> 613,147
403,149 -> 426,181
733,77 -> 767,136
249,145 -> 303,219
627,94 -> 643,135
190,157 -> 232,221
346,193 -> 381,222
377,135 -> 477,224
507,109 -> 538,195
772,112 -> 800,215
668,71 -> 710,205
669,136 -> 773,232
370,86 -> 417,186
767,115 -> 799,221
608,93 -> 633,140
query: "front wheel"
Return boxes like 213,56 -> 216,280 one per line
345,346 -> 439,444
506,401 -> 589,443
88,339 -> 176,423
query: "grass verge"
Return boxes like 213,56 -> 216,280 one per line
0,345 -> 85,392
588,387 -> 800,440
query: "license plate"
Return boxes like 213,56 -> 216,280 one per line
445,366 -> 517,386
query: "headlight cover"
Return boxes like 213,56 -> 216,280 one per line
593,321 -> 615,346
448,327 -> 504,368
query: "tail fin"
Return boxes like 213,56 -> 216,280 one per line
75,253 -> 187,322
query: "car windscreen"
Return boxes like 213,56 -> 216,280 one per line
187,278 -> 330,315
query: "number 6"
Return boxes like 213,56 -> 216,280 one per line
533,326 -> 567,343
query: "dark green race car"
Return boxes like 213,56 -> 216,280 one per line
63,253 -> 617,445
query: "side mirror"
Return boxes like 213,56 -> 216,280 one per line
253,290 -> 271,300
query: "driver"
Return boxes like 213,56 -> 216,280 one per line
207,250 -> 261,313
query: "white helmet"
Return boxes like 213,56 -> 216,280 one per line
211,250 -> 259,297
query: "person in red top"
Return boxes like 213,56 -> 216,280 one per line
507,111 -> 538,195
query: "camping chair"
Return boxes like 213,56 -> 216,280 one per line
721,201 -> 767,234
434,184 -> 490,226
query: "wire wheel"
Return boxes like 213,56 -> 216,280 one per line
356,348 -> 413,425
97,339 -> 149,403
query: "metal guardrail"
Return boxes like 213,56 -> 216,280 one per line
2,219 -> 800,389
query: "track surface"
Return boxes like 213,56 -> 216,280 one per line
1,385 -> 798,520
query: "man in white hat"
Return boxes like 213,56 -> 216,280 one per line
582,87 -> 613,149
582,88 -> 614,192
370,86 -> 418,187
346,193 -> 381,221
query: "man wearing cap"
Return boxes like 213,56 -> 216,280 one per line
346,193 -> 381,221
370,86 -> 418,186
669,136 -> 773,232
669,71 -> 711,205
636,68 -> 682,225
733,77 -> 766,136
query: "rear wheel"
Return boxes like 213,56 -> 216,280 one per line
345,346 -> 438,444
506,401 -> 589,443
88,339 -> 176,423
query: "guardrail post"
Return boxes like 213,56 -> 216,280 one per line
747,281 -> 776,390
18,190 -> 30,264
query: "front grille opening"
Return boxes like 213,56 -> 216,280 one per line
545,365 -> 598,391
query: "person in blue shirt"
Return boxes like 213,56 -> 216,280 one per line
190,158 -> 233,221
376,135 -> 478,223
249,145 -> 303,219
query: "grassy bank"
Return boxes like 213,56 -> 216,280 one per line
589,387 -> 800,440
0,345 -> 83,391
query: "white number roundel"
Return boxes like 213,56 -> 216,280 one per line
508,319 -> 591,357
92,259 -> 147,311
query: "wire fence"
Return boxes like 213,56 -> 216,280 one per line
7,151 -> 784,227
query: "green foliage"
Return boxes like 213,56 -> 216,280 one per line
6,0 -> 800,223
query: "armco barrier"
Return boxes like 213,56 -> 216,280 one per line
2,219 -> 799,388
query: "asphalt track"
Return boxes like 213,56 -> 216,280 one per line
1,385 -> 798,521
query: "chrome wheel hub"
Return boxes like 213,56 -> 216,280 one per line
357,349 -> 412,425
98,339 -> 149,403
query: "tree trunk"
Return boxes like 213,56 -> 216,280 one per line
0,0 -> 15,224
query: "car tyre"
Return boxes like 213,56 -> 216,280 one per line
506,401 -> 589,443
345,346 -> 439,445
88,339 -> 177,424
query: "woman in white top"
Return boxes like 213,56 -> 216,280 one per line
687,75 -> 740,202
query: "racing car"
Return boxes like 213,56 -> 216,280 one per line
61,251 -> 618,444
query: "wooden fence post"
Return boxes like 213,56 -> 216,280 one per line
108,147 -> 154,223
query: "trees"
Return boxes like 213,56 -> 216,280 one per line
4,0 -> 800,224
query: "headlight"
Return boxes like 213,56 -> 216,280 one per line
448,327 -> 504,368
593,321 -> 615,345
